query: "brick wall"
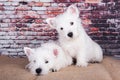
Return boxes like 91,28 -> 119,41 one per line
0,0 -> 120,56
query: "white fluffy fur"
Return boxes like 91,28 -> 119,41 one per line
46,4 -> 103,67
24,42 -> 72,75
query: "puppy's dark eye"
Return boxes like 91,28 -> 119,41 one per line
33,60 -> 36,63
60,27 -> 63,30
45,60 -> 49,64
70,22 -> 74,25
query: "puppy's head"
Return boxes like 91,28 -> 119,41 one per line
46,4 -> 82,41
24,47 -> 58,75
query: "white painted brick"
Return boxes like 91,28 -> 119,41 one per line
0,36 -> 17,39
23,31 -> 37,36
4,18 -> 10,22
3,19 -> 11,23
1,51 -> 9,55
11,2 -> 19,6
4,6 -> 15,10
9,15 -> 17,18
39,0 -> 53,2
0,40 -> 14,44
0,44 -> 10,47
37,11 -> 45,14
0,32 -> 7,36
6,0 -> 23,1
2,48 -> 22,52
32,7 -> 46,10
51,3 -> 58,7
0,23 -> 9,27
0,11 -> 3,15
4,11 -> 15,14
4,2 -> 12,6
0,31 -> 17,36
15,40 -> 30,44
0,0 -> 7,1
41,14 -> 48,19
0,15 -> 7,18
26,0 -> 39,2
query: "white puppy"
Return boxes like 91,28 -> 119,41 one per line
46,4 -> 103,67
24,42 -> 72,75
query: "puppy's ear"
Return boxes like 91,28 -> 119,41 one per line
46,18 -> 56,28
53,49 -> 58,57
24,47 -> 34,57
66,4 -> 79,18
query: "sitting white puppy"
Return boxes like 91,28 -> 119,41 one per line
46,4 -> 103,67
24,42 -> 72,75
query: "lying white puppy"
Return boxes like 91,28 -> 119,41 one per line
24,42 -> 72,75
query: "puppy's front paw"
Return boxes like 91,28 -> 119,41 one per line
76,62 -> 88,67
50,68 -> 57,72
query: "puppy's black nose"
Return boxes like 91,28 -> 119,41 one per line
36,68 -> 42,75
67,32 -> 73,38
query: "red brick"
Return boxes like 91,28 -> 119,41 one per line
46,11 -> 63,15
90,27 -> 99,32
85,0 -> 101,3
24,16 -> 31,19
82,18 -> 92,25
35,2 -> 43,7
0,6 -> 4,11
28,1 -> 35,7
47,7 -> 63,11
70,0 -> 82,2
35,19 -> 43,23
43,3 -> 51,7
16,6 -> 31,11
26,11 -> 40,18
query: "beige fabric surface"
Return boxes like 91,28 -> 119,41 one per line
0,56 -> 119,80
